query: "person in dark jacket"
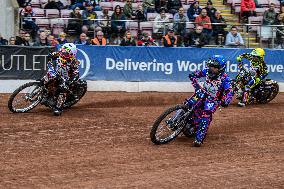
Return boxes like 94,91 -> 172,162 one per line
120,31 -> 136,46
187,1 -> 202,21
0,33 -> 8,45
205,1 -> 217,21
167,0 -> 182,15
185,26 -> 208,47
211,10 -> 227,45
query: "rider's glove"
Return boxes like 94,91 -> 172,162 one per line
59,82 -> 69,91
236,56 -> 242,62
188,73 -> 195,80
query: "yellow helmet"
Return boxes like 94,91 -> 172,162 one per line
250,48 -> 265,58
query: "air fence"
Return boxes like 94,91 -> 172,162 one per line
0,45 -> 283,93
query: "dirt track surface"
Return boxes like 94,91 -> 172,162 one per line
0,92 -> 283,189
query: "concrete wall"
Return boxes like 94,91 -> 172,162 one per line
0,0 -> 18,39
0,80 -> 283,93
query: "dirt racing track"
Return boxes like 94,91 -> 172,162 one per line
0,92 -> 283,188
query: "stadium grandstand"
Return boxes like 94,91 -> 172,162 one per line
0,0 -> 283,48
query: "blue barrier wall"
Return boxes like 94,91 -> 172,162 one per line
76,46 -> 284,82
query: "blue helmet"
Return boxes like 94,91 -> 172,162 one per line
206,55 -> 227,78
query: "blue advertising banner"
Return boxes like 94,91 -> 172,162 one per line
75,46 -> 284,82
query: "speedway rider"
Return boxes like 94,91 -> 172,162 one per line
236,48 -> 268,107
187,55 -> 233,147
42,43 -> 80,116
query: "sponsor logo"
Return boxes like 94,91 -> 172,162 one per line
77,49 -> 90,79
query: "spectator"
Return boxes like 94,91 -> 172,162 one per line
124,0 -> 134,20
9,37 -> 16,45
205,1 -> 217,21
43,0 -> 65,10
142,0 -> 156,15
33,31 -> 50,46
167,0 -> 182,16
57,32 -> 68,44
0,33 -> 8,45
91,31 -> 107,45
17,0 -> 31,8
98,9 -> 111,38
187,1 -> 202,21
173,7 -> 189,37
89,0 -> 102,11
212,10 -> 227,45
153,8 -> 171,34
20,3 -> 39,38
162,28 -> 178,47
275,14 -> 284,48
254,0 -> 261,8
120,31 -> 137,46
184,26 -> 208,47
137,32 -> 157,46
74,33 -> 90,45
263,3 -> 277,25
82,3 -> 98,30
15,29 -> 26,45
22,33 -> 32,46
111,5 -> 126,38
195,8 -> 212,36
241,0 -> 256,23
135,4 -> 147,21
225,26 -> 245,47
155,0 -> 167,13
47,34 -> 59,46
70,0 -> 85,10
81,25 -> 89,35
67,7 -> 83,35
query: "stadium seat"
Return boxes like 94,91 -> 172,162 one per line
183,4 -> 190,12
258,0 -> 269,8
99,2 -> 113,11
248,16 -> 263,31
50,18 -> 65,36
46,9 -> 60,18
186,22 -> 195,32
147,13 -> 158,21
30,0 -> 41,8
35,18 -> 50,29
60,9 -> 72,18
126,21 -> 139,30
255,8 -> 267,16
232,0 -> 241,13
33,8 -> 45,17
113,2 -> 125,9
60,0 -> 70,7
140,22 -> 153,36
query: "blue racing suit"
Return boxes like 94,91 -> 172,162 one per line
188,69 -> 233,143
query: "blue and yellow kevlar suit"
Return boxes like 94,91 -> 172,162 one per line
236,48 -> 268,105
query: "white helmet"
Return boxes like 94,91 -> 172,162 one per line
59,43 -> 77,60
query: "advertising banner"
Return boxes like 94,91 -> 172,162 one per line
0,46 -> 55,79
